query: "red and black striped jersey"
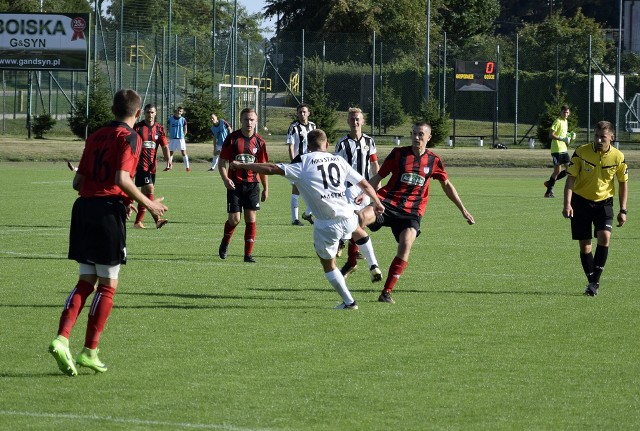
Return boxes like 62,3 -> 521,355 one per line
77,121 -> 141,199
134,121 -> 168,174
220,130 -> 269,183
377,146 -> 448,217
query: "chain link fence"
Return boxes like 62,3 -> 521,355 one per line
2,8 -> 639,148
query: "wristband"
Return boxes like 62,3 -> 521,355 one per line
620,208 -> 628,215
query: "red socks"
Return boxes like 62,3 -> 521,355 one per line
384,256 -> 408,292
135,192 -> 154,223
85,285 -> 116,350
244,222 -> 256,256
223,220 -> 236,244
347,240 -> 359,266
57,280 -> 95,338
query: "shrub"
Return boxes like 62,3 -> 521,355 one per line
32,113 -> 56,138
412,96 -> 450,147
68,73 -> 112,139
536,86 -> 579,149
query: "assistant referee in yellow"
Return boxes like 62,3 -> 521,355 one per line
562,120 -> 628,296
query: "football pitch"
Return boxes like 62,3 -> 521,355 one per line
1,162 -> 639,430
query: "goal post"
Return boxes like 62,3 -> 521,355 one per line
218,83 -> 259,128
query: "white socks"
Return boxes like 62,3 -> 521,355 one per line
325,268 -> 354,304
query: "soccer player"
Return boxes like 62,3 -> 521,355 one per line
167,106 -> 189,172
230,129 -> 385,309
544,105 -> 572,198
48,89 -> 168,376
562,120 -> 628,296
359,121 -> 475,304
218,107 -> 269,263
208,113 -> 232,171
335,107 -> 379,274
286,103 -> 316,225
133,103 -> 170,229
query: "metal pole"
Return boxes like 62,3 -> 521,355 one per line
424,0 -> 431,106
119,0 -> 123,89
27,71 -> 32,138
379,41 -> 382,135
168,0 -> 172,110
194,35 -> 198,94
442,32 -> 446,114
587,35 -> 592,142
494,45 -> 499,146
615,0 -> 622,142
301,29 -> 305,102
514,33 -> 519,145
231,0 -> 237,128
212,0 -> 216,98
135,31 -> 139,92
174,34 -> 178,107
371,30 -> 375,136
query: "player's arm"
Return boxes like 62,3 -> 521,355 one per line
260,171 -> 269,202
183,119 -> 187,136
230,161 -> 284,176
563,174 -> 575,219
287,143 -> 295,161
356,178 -> 384,216
368,173 -> 382,190
439,178 -> 475,225
115,170 -> 167,218
218,157 -> 235,190
72,172 -> 84,191
617,180 -> 628,227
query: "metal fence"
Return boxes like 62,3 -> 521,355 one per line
2,7 -> 637,147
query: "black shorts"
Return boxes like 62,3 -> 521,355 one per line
551,152 -> 571,166
570,194 -> 614,240
68,197 -> 128,266
368,202 -> 421,243
227,182 -> 261,213
135,169 -> 155,187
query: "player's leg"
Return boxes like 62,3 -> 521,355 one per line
314,220 -> 357,309
220,189 -> 242,259
379,223 -> 418,304
243,209 -> 257,262
134,176 -> 151,227
545,154 -> 562,197
181,146 -> 190,171
291,184 -> 302,225
49,270 -> 97,377
210,147 -> 221,171
351,226 -> 381,282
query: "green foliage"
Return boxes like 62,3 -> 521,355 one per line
32,113 -> 57,139
413,96 -> 449,147
536,86 -> 580,149
440,0 -> 500,46
304,59 -> 339,143
367,83 -> 405,133
182,73 -> 225,143
518,10 -> 606,73
67,73 -> 113,139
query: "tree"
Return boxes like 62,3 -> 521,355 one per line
439,0 -> 500,47
32,113 -> 56,139
518,9 -> 606,73
367,83 -> 405,134
182,73 -> 225,143
304,58 -> 339,143
68,73 -> 113,139
412,96 -> 449,147
536,86 -> 579,149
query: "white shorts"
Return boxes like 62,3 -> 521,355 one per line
79,262 -> 120,279
345,185 -> 370,210
169,138 -> 186,151
313,214 -> 359,260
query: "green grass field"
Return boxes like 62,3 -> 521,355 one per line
1,162 -> 639,430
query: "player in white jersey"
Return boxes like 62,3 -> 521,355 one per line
286,103 -> 317,225
335,107 -> 380,273
231,129 -> 384,309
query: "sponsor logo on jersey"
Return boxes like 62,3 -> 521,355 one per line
401,173 -> 426,186
320,191 -> 346,200
143,140 -> 155,149
236,154 -> 256,163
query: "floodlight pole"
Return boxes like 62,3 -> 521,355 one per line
424,0 -> 431,106
615,0 -> 622,142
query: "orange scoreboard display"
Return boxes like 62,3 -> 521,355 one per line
455,60 -> 497,92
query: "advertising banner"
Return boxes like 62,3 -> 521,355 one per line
0,13 -> 90,71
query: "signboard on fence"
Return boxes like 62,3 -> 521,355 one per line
593,74 -> 624,103
455,60 -> 497,92
0,13 -> 90,71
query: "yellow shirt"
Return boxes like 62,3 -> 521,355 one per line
550,117 -> 568,153
567,143 -> 628,202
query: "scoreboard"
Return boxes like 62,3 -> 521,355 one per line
455,60 -> 497,92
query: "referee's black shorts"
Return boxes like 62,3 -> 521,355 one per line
570,194 -> 614,240
68,197 -> 128,266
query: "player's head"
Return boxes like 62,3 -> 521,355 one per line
307,129 -> 328,152
347,107 -> 364,131
560,105 -> 570,118
174,106 -> 184,116
112,89 -> 141,119
594,120 -> 614,151
210,113 -> 218,124
144,104 -> 157,122
240,107 -> 258,136
411,121 -> 432,153
296,103 -> 310,124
